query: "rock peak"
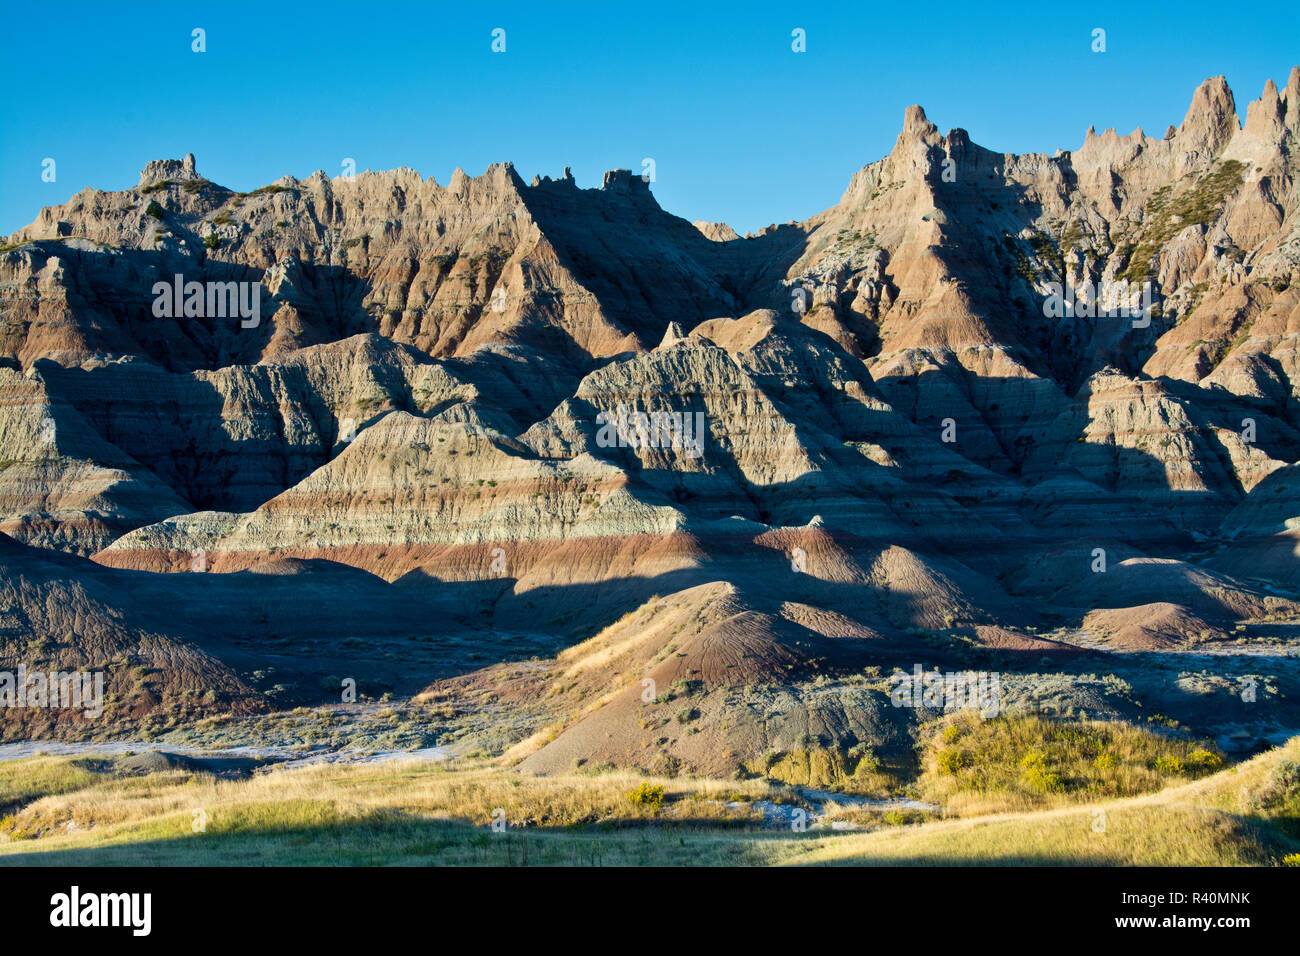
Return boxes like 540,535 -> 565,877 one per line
601,168 -> 650,193
484,161 -> 526,192
693,220 -> 740,242
1245,71 -> 1291,139
1177,75 -> 1239,150
903,104 -> 937,138
893,104 -> 941,156
138,153 -> 200,187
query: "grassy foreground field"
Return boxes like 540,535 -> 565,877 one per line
2,731 -> 1297,867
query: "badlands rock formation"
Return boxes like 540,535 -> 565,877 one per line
2,71 -> 1298,765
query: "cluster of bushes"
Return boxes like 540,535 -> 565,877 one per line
922,713 -> 1228,808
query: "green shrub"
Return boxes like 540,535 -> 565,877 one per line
0,813 -> 31,839
145,201 -> 164,219
1023,766 -> 1065,793
849,743 -> 881,774
203,234 -> 220,250
626,782 -> 664,811
1274,759 -> 1300,790
1154,755 -> 1185,775
1020,750 -> 1065,793
936,748 -> 965,775
1187,749 -> 1222,770
1020,750 -> 1047,770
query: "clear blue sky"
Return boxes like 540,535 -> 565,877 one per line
1,0 -> 1296,236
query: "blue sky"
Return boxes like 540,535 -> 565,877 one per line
1,0 -> 1296,235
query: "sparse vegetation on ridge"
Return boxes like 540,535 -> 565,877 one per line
1121,160 -> 1246,284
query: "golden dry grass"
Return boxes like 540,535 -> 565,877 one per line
1,734 -> 1295,867
0,758 -> 786,865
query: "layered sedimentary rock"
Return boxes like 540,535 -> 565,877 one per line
2,70 -> 1299,741
0,366 -> 193,552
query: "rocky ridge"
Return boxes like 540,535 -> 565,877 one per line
2,70 -> 1298,760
